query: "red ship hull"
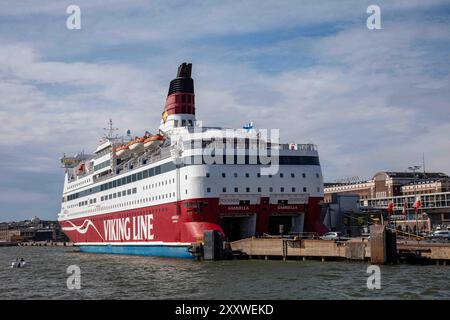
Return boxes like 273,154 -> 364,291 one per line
60,197 -> 326,258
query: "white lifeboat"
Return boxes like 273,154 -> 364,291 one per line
143,134 -> 165,149
115,145 -> 130,158
128,137 -> 145,152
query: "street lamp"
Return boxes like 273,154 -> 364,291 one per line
407,165 -> 421,238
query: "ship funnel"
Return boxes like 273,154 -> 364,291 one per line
177,62 -> 192,78
160,62 -> 196,132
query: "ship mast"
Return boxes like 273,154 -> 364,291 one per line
104,118 -> 119,143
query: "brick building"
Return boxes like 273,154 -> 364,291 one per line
325,171 -> 450,227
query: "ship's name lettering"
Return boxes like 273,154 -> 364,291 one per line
228,206 -> 249,210
277,205 -> 298,210
103,214 -> 154,241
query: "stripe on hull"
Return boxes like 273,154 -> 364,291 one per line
78,244 -> 194,259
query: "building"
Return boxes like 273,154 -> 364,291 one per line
401,179 -> 450,195
34,229 -> 56,241
325,171 -> 449,202
0,223 -> 7,241
19,227 -> 37,241
323,194 -> 360,235
324,181 -> 373,202
0,218 -> 65,242
325,171 -> 450,227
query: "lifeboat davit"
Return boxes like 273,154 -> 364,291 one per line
144,134 -> 165,149
128,137 -> 145,152
115,145 -> 130,158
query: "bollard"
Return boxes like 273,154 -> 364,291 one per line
370,225 -> 387,264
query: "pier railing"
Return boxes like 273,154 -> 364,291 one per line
261,232 -> 319,240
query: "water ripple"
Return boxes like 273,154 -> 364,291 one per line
1,247 -> 449,299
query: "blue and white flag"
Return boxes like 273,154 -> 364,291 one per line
243,122 -> 254,133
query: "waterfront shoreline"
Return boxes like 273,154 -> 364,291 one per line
16,241 -> 74,247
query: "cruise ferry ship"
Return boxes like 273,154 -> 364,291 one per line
58,63 -> 327,258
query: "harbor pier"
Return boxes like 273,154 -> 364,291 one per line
227,226 -> 450,265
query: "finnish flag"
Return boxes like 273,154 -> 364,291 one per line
243,122 -> 254,133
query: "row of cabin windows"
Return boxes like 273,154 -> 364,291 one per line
203,187 -> 315,193
68,178 -> 91,189
201,172 -> 320,179
100,187 -> 137,201
107,193 -> 176,209
67,161 -> 176,202
143,178 -> 175,190
72,192 -> 178,212
100,188 -> 137,201
74,178 -> 177,207
79,206 -> 170,216
100,188 -> 175,203
75,198 -> 97,208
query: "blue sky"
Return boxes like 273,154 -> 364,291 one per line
0,0 -> 449,221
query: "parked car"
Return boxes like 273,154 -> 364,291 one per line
430,230 -> 450,240
320,232 -> 341,240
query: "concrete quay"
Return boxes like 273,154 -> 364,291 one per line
229,226 -> 450,265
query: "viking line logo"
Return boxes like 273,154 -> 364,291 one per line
62,219 -> 104,240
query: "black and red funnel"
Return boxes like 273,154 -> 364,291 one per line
164,62 -> 195,117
